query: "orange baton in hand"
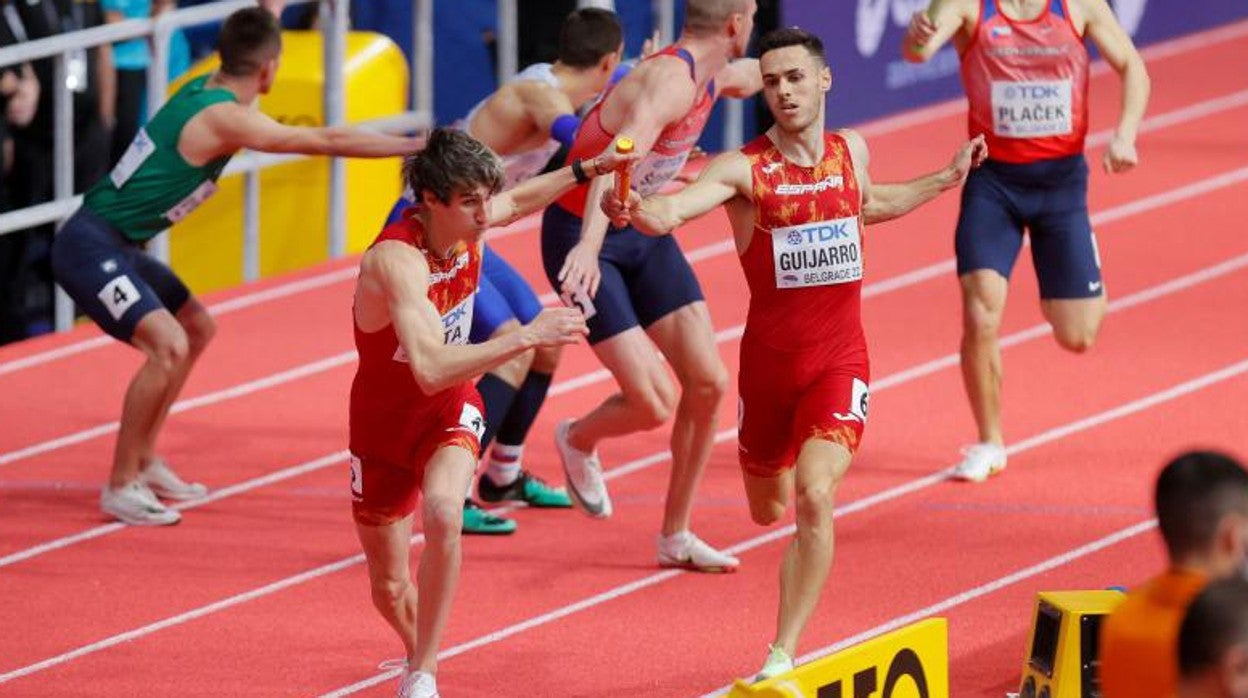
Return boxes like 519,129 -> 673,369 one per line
614,136 -> 635,205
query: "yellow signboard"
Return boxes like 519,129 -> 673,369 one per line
727,618 -> 948,698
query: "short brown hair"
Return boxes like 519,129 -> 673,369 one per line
403,128 -> 505,205
759,27 -> 827,66
558,8 -> 623,68
218,7 -> 282,77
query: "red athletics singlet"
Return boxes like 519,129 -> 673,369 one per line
348,212 -> 486,525
735,132 -> 870,477
556,46 -> 716,215
960,0 -> 1089,163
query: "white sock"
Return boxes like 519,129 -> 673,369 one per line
486,444 -> 523,486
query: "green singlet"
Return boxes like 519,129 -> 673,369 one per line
83,75 -> 237,242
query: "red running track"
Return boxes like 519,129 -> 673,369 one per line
1,20 -> 1247,698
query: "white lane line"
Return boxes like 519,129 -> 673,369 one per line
694,519 -> 1159,698
323,359 -> 1248,698
3,246 -> 1247,569
4,349 -> 1244,690
4,19 -> 1245,380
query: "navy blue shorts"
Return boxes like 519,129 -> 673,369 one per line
50,208 -> 190,342
955,155 -> 1103,299
470,245 -> 543,343
541,204 -> 704,345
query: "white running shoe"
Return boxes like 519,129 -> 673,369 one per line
554,419 -> 612,518
101,481 -> 181,526
139,458 -> 208,501
396,670 -> 438,698
951,443 -> 1008,483
754,644 -> 794,682
657,530 -> 739,573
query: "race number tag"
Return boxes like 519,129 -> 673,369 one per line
96,275 -> 141,321
559,285 -> 597,321
348,455 -> 363,500
458,402 -> 486,440
991,80 -> 1073,138
771,217 -> 863,289
632,151 -> 692,195
165,180 -> 219,223
110,128 -> 156,189
440,295 -> 474,346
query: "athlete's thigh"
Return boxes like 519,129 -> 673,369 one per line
737,341 -> 801,478
421,444 -> 477,506
792,438 -> 853,497
590,325 -> 673,401
955,166 -> 1027,280
50,211 -> 174,343
482,245 -> 542,325
355,510 -> 415,581
792,368 -> 870,459
130,245 -> 191,315
470,273 -> 515,344
350,454 -> 422,528
741,467 -> 794,522
644,300 -> 721,384
628,233 -> 705,330
1028,165 -> 1103,301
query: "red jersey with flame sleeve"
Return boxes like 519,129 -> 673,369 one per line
556,46 -> 717,215
960,0 -> 1089,163
735,132 -> 870,477
739,131 -> 866,352
349,211 -> 486,474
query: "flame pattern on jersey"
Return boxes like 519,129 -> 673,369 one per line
738,131 -> 865,352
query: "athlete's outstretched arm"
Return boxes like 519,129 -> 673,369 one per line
602,151 -> 751,236
558,59 -> 696,295
208,104 -> 423,158
362,242 -> 586,394
486,146 -> 637,228
846,130 -> 987,225
902,0 -> 974,62
1079,0 -> 1149,173
716,59 -> 763,98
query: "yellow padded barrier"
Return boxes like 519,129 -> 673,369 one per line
727,618 -> 949,698
168,31 -> 408,293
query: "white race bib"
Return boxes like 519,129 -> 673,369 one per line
991,80 -> 1073,138
110,128 -> 155,189
632,151 -> 691,195
772,217 -> 863,289
439,295 -> 474,346
165,180 -> 219,223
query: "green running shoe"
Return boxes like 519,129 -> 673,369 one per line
754,644 -> 794,682
461,499 -> 516,535
478,470 -> 572,508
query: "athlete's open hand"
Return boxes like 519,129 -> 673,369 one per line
600,188 -> 642,229
523,308 -> 588,347
906,10 -> 938,48
1103,136 -> 1138,174
947,134 -> 988,187
558,241 -> 603,300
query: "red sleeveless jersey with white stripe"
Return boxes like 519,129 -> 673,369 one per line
556,46 -> 717,215
960,0 -> 1089,163
739,132 -> 866,352
349,212 -> 483,465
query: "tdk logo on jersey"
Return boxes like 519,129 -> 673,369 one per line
787,221 -> 852,245
775,175 -> 844,196
1003,84 -> 1062,100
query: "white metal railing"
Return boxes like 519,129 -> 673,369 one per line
0,0 -> 434,331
